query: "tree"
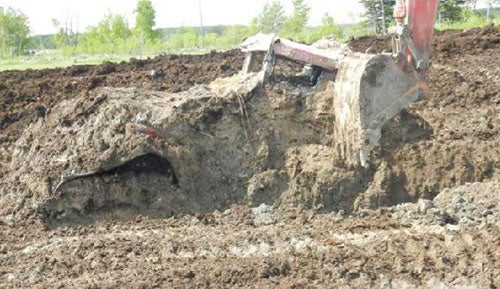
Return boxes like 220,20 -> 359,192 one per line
280,0 -> 311,38
218,25 -> 258,48
78,14 -> 130,53
253,1 -> 286,33
167,26 -> 200,49
485,0 -> 500,19
437,0 -> 468,22
111,15 -> 130,40
0,7 -> 30,57
359,0 -> 395,34
134,0 -> 158,41
306,13 -> 342,43
51,15 -> 79,48
318,13 -> 341,37
51,18 -> 67,48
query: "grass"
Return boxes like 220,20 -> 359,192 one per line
435,14 -> 499,30
0,51 -> 154,71
0,47 -> 219,72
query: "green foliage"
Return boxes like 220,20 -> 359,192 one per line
0,52 -> 135,71
435,7 -> 500,29
204,33 -> 219,47
134,0 -> 158,42
0,7 -> 30,57
341,22 -> 374,40
253,1 -> 286,33
359,0 -> 395,34
75,14 -> 131,54
164,25 -> 258,51
280,0 -> 311,39
437,0 -> 468,23
303,13 -> 342,43
111,15 -> 130,40
29,34 -> 56,50
166,27 -> 200,50
51,18 -> 79,49
53,29 -> 69,48
218,25 -> 258,48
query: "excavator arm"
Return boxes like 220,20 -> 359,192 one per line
393,0 -> 439,78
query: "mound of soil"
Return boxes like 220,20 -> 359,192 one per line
0,25 -> 499,220
0,26 -> 499,288
0,50 -> 244,143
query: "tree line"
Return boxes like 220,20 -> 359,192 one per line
61,0 -> 341,54
361,0 -> 500,34
0,0 -> 498,57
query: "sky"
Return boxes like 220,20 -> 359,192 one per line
0,0 -> 365,35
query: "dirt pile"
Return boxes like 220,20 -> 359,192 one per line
1,25 -> 500,224
2,70 -> 372,226
351,25 -> 500,203
388,182 -> 500,226
0,50 -> 243,143
0,26 -> 499,288
348,24 -> 500,58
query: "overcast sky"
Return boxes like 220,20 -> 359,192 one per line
0,0 -> 365,35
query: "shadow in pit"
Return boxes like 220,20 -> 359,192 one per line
40,153 -> 183,228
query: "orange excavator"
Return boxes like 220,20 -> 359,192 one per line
240,0 -> 438,166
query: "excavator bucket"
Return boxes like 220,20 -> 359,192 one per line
333,0 -> 439,165
333,53 -> 422,166
333,0 -> 438,165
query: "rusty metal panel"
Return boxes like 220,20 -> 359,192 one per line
273,40 -> 340,72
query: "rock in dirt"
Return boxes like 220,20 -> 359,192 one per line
390,182 -> 500,226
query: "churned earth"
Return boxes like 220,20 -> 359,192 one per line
0,25 -> 499,288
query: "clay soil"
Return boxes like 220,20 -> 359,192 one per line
1,26 -> 500,288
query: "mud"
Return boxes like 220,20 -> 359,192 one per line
2,73 -> 365,224
0,25 -> 500,288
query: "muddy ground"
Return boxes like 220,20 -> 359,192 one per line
0,26 -> 499,288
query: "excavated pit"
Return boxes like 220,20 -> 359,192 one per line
0,26 -> 499,229
1,68 -> 439,228
1,71 -> 381,226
